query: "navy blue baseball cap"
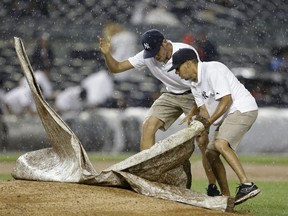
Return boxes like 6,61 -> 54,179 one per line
141,29 -> 164,59
168,48 -> 198,72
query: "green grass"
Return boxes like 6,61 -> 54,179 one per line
237,154 -> 288,165
190,153 -> 288,165
0,152 -> 136,162
192,179 -> 288,216
1,152 -> 288,164
0,152 -> 23,162
0,173 -> 13,180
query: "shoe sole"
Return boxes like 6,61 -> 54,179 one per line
235,188 -> 261,205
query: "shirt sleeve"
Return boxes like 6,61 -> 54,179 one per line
208,63 -> 231,100
128,51 -> 146,71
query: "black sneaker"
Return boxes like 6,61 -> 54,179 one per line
235,183 -> 261,205
207,184 -> 221,196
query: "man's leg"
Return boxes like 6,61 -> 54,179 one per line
196,132 -> 220,196
196,132 -> 217,184
214,139 -> 249,183
140,116 -> 164,150
211,111 -> 260,203
213,139 -> 260,204
206,148 -> 230,196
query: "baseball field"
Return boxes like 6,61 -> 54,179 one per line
0,153 -> 287,216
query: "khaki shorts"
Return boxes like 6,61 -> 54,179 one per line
207,110 -> 258,151
146,92 -> 195,131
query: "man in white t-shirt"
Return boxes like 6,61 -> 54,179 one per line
98,29 -> 219,193
5,68 -> 53,114
81,69 -> 114,107
55,86 -> 87,113
168,48 -> 261,205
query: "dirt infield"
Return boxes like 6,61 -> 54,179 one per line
0,180 -> 239,216
0,161 -> 287,216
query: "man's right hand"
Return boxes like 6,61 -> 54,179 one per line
98,36 -> 110,55
97,36 -> 135,73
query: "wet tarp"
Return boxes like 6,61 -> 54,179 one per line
12,37 -> 234,212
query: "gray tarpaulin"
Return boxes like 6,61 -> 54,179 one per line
12,37 -> 234,212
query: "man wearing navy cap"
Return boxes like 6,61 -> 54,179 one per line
98,29 -> 219,194
168,48 -> 261,205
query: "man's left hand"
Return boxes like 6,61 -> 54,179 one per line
195,115 -> 211,129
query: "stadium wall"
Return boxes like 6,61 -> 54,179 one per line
2,107 -> 288,154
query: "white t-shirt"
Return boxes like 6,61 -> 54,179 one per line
55,86 -> 85,112
5,70 -> 53,114
128,42 -> 200,94
19,70 -> 53,98
191,61 -> 258,125
81,69 -> 114,106
4,86 -> 32,114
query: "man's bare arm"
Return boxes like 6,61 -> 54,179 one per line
199,105 -> 210,119
98,36 -> 134,73
208,95 -> 232,124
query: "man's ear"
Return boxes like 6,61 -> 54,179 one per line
188,60 -> 198,73
187,60 -> 194,67
190,59 -> 198,69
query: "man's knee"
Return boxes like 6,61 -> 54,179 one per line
142,116 -> 163,134
206,148 -> 220,162
214,139 -> 229,153
196,131 -> 209,151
